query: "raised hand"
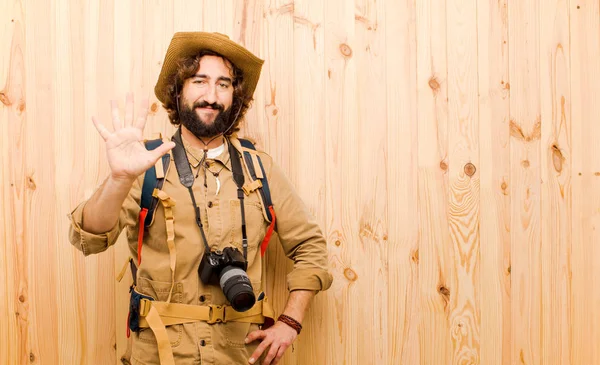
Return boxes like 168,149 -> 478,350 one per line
92,92 -> 175,183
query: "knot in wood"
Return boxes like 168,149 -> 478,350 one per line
0,92 -> 11,106
438,285 -> 450,297
428,77 -> 440,92
464,163 -> 476,177
344,268 -> 358,282
339,43 -> 353,58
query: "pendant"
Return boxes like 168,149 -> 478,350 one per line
215,176 -> 221,196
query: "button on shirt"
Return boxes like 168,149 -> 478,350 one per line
68,135 -> 332,364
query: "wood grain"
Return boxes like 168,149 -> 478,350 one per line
2,0 -> 600,364
476,0 -> 511,364
539,0 -> 572,364
416,0 -> 452,363
446,0 -> 481,362
570,1 -> 600,364
323,0 -> 358,363
508,0 -> 543,363
1,1 -> 27,364
385,0 -> 420,363
354,0 -> 388,364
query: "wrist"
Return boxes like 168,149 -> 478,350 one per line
108,173 -> 136,187
277,314 -> 302,334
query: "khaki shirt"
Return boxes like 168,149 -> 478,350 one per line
68,135 -> 333,365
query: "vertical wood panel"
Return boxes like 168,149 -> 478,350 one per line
509,0 -> 542,363
54,0 -> 87,362
570,1 -> 600,364
416,0 -> 452,363
446,0 -> 481,362
1,0 -> 27,364
385,0 -> 420,363
25,0 -> 60,363
539,0 -> 572,364
354,0 -> 388,364
323,0 -> 358,363
477,0 -> 511,364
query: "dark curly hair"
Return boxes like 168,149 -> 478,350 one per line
161,50 -> 253,135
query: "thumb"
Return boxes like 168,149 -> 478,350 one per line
150,141 -> 175,160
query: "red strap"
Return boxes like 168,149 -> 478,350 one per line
126,310 -> 131,338
138,208 -> 148,266
260,206 -> 276,257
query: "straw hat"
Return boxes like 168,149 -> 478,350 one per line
154,32 -> 264,104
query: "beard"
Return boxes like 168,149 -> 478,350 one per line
178,100 -> 233,139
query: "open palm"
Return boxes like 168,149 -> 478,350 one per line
92,93 -> 175,182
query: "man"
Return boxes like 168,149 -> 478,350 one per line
68,32 -> 332,365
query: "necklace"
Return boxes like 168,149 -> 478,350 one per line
201,156 -> 230,196
187,139 -> 231,196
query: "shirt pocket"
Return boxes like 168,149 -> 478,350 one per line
135,277 -> 184,348
227,198 -> 267,258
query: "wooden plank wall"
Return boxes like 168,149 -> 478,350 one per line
1,0 -> 599,364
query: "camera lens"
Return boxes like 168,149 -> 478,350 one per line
219,266 -> 256,312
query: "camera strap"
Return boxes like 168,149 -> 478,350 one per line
172,128 -> 212,254
171,128 -> 248,260
228,140 -> 248,259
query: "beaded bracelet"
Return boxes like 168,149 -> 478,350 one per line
277,314 -> 302,334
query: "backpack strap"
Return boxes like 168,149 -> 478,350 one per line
238,139 -> 276,257
138,139 -> 170,266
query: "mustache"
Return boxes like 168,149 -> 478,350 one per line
194,101 -> 224,111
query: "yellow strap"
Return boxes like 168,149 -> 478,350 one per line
138,297 -> 275,328
153,189 -> 177,303
116,257 -> 133,282
144,305 -> 175,365
242,179 -> 263,195
251,153 -> 264,179
155,157 -> 165,179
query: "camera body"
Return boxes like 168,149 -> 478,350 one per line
199,247 -> 247,284
198,247 -> 256,312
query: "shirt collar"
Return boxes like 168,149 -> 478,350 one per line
180,134 -> 231,170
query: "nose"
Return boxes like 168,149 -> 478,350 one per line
203,85 -> 217,104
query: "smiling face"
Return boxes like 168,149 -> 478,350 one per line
178,55 -> 235,139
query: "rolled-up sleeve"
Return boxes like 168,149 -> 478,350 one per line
267,160 -> 333,292
68,177 -> 141,256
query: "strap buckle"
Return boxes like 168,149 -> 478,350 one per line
207,304 -> 226,324
139,298 -> 152,317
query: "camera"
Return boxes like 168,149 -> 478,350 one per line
198,247 -> 256,312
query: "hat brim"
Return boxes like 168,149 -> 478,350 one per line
154,32 -> 264,104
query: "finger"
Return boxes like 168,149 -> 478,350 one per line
111,100 -> 122,130
249,337 -> 272,364
92,116 -> 110,141
245,330 -> 266,344
274,345 -> 287,364
135,98 -> 150,130
124,92 -> 134,127
263,342 -> 281,365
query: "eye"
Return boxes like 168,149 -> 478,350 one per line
218,82 -> 230,89
193,79 -> 207,85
